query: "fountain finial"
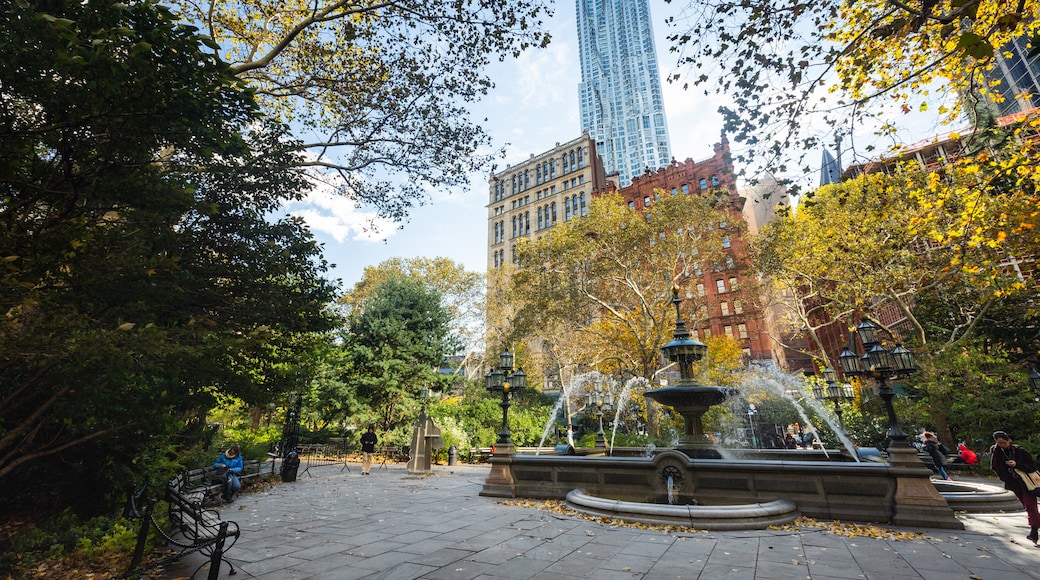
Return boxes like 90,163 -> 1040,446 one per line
660,284 -> 706,380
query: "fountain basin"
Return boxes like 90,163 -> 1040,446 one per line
565,489 -> 799,530
933,480 -> 1023,513
482,449 -> 964,529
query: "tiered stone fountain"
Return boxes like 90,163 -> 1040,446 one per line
481,288 -> 1012,530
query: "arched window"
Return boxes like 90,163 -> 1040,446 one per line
643,196 -> 651,208
550,160 -> 556,178
494,222 -> 499,244
512,216 -> 517,238
551,202 -> 557,224
579,193 -> 586,216
536,165 -> 542,184
523,170 -> 529,190
564,201 -> 571,221
525,211 -> 530,234
569,150 -> 576,168
699,178 -> 707,190
537,207 -> 543,229
577,147 -> 584,168
571,195 -> 578,217
562,153 -> 569,173
512,175 -> 517,193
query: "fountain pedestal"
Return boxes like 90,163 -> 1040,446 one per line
479,444 -> 516,497
884,444 -> 958,528
645,385 -> 737,459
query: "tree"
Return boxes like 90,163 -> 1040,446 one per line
341,257 -> 485,360
511,191 -> 740,381
752,171 -> 1038,444
665,0 -> 1039,177
170,0 -> 552,220
0,0 -> 339,510
344,276 -> 453,431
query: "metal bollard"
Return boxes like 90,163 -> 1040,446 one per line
448,445 -> 458,466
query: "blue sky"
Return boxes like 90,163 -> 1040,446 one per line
282,1 -> 942,292
282,2 -> 728,291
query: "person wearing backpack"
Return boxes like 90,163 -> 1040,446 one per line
214,443 -> 244,502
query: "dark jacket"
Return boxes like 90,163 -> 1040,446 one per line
923,440 -> 946,466
990,443 -> 1038,495
361,431 -> 377,453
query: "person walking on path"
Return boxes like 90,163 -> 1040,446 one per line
360,426 -> 377,475
923,432 -> 951,480
990,430 -> 1040,546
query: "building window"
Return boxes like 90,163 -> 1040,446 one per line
738,323 -> 748,339
722,236 -> 731,249
580,193 -> 587,216
681,184 -> 689,194
711,174 -> 719,186
524,170 -> 529,190
734,300 -> 743,314
577,147 -> 584,168
725,256 -> 735,270
550,160 -> 556,178
729,277 -> 738,290
537,207 -> 543,230
699,178 -> 707,190
694,263 -> 702,276
720,301 -> 730,316
570,150 -> 576,169
701,328 -> 711,339
511,216 -> 517,238
551,202 -> 557,224
643,195 -> 651,207
525,212 -> 530,235
536,165 -> 542,185
724,325 -> 733,338
565,202 -> 571,221
716,279 -> 726,293
629,201 -> 635,209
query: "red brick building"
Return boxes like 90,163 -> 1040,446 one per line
600,134 -> 777,364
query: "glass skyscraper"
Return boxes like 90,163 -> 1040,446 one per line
577,0 -> 672,187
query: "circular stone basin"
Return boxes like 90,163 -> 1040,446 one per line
932,480 -> 1022,513
565,489 -> 799,531
644,385 -> 738,408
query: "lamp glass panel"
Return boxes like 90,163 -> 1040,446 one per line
499,350 -> 514,371
856,319 -> 879,347
890,344 -> 915,372
838,347 -> 861,374
822,367 -> 837,384
508,368 -> 526,390
812,384 -> 824,400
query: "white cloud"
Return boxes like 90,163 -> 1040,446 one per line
284,181 -> 397,244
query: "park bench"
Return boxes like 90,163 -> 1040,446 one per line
917,452 -> 978,475
122,472 -> 242,579
186,458 -> 262,504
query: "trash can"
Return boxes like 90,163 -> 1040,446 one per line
280,451 -> 300,482
448,445 -> 458,466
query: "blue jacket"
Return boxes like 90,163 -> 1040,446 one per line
214,453 -> 243,474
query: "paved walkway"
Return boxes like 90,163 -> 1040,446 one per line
154,464 -> 1040,580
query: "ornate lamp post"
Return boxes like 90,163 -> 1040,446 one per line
812,367 -> 856,431
585,387 -> 614,449
838,319 -> 916,449
485,349 -> 526,453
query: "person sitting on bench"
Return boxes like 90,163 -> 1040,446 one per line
214,443 -> 243,502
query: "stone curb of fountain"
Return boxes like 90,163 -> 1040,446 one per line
565,489 -> 800,531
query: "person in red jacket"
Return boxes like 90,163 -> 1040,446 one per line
957,443 -> 978,465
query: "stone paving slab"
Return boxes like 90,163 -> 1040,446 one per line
147,463 -> 1040,579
